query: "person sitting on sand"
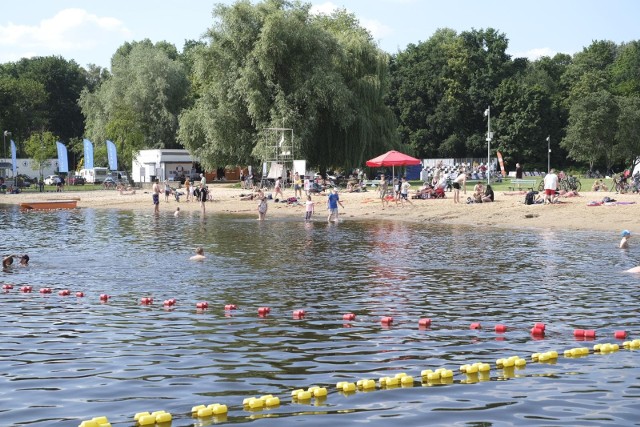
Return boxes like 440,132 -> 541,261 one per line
592,179 -> 608,192
119,187 -> 136,195
414,183 -> 435,199
558,189 -> 579,197
620,230 -> 631,249
190,247 -> 205,261
472,182 -> 484,203
481,184 -> 494,202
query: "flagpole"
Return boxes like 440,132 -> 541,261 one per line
485,106 -> 491,186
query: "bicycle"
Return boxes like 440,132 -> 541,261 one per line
538,175 -> 581,192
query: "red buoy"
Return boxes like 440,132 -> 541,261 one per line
293,309 -> 306,319
224,304 -> 237,310
494,324 -> 507,333
75,292 -> 84,297
418,318 -> 432,328
258,307 -> 270,316
20,286 -> 32,293
531,326 -> 545,336
534,322 -> 546,331
196,301 -> 209,309
470,322 -> 482,330
39,288 -> 52,294
140,297 -> 153,305
584,329 -> 596,339
99,294 -> 110,302
381,316 -> 394,325
343,313 -> 356,321
58,289 -> 71,296
2,284 -> 13,290
614,330 -> 627,339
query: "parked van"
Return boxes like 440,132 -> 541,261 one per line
79,167 -> 109,184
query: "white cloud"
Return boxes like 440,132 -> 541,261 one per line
0,8 -> 131,63
310,2 -> 339,15
511,47 -> 557,61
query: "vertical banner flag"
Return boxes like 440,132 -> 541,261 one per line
106,140 -> 117,171
10,140 -> 17,176
496,151 -> 506,177
83,139 -> 94,170
56,141 -> 69,173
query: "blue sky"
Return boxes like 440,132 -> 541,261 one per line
1,0 -> 638,69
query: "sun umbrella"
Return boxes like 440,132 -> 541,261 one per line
366,150 -> 422,182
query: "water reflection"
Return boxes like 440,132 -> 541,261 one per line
0,204 -> 639,426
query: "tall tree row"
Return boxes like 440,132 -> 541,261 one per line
1,0 -> 640,174
177,0 -> 398,172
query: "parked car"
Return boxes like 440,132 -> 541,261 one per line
68,175 -> 85,185
44,175 -> 61,185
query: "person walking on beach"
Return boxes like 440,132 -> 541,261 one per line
152,179 -> 161,213
515,163 -> 523,179
378,174 -> 389,209
327,188 -> 344,222
400,177 -> 413,207
452,171 -> 465,204
305,194 -> 315,221
184,177 -> 191,202
543,169 -> 559,205
294,172 -> 303,199
164,179 -> 171,202
274,177 -> 284,200
620,230 -> 631,249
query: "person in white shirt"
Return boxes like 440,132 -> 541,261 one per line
543,169 -> 559,204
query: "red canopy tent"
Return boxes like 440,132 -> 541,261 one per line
366,150 -> 421,180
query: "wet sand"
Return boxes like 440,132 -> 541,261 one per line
3,185 -> 638,233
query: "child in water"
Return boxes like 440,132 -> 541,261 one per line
620,230 -> 631,249
305,195 -> 314,221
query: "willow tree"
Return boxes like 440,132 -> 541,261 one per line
79,39 -> 190,171
178,0 -> 397,171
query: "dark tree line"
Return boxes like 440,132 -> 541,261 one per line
1,0 -> 639,175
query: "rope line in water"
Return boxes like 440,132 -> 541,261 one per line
76,340 -> 640,426
2,288 -> 637,426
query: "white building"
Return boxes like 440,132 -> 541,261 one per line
132,149 -> 198,183
1,158 -> 59,180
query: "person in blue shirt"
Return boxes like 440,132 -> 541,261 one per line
327,188 -> 344,222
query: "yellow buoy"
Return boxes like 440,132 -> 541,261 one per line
192,405 -> 206,414
362,379 -> 376,389
265,397 -> 280,407
515,359 -> 526,368
291,389 -> 304,397
314,387 -> 328,397
401,375 -> 414,386
197,407 -> 213,418
155,412 -> 172,423
134,412 -> 151,421
342,383 -> 356,392
441,369 -> 454,378
137,415 -> 156,426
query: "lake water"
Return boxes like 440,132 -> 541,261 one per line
1,204 -> 639,426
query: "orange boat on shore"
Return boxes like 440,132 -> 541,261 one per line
20,199 -> 79,210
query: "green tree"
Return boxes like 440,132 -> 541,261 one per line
23,131 -> 58,179
611,41 -> 640,96
492,78 -> 552,166
616,96 -> 640,169
178,0 -> 397,172
79,39 -> 190,171
387,27 -> 512,159
561,90 -> 619,171
0,74 -> 47,148
10,56 -> 88,141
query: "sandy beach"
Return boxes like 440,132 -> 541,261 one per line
3,185 -> 639,233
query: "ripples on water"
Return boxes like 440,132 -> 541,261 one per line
0,204 -> 639,426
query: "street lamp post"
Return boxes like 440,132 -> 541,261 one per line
546,136 -> 551,174
3,130 -> 10,180
484,106 -> 492,186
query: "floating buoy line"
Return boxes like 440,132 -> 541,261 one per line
1,286 -> 637,427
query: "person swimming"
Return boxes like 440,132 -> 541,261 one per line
620,230 -> 631,249
190,247 -> 205,261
